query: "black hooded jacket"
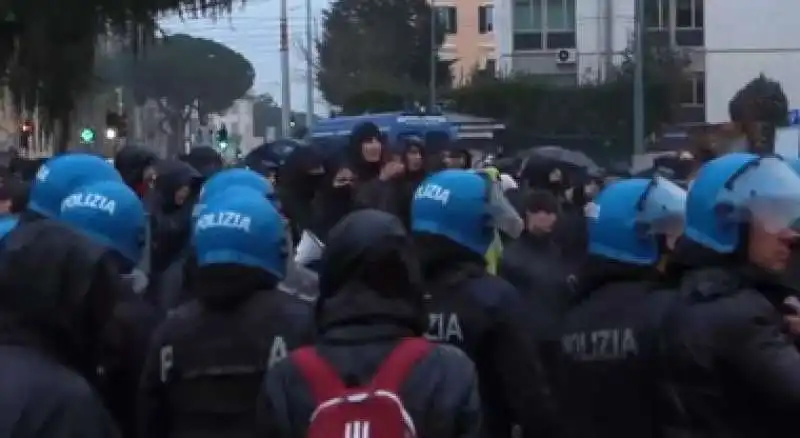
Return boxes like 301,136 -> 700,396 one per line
279,147 -> 326,234
115,145 -> 158,193
657,237 -> 800,437
257,210 -> 481,438
416,234 -> 559,438
180,146 -> 223,180
555,257 -> 676,437
347,122 -> 383,181
0,219 -> 121,438
309,161 -> 358,242
147,160 -> 201,310
138,265 -> 313,438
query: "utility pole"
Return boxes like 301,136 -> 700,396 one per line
633,0 -> 645,157
305,0 -> 315,130
428,5 -> 437,111
280,0 -> 291,136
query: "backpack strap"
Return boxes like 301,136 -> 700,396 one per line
291,347 -> 346,404
370,337 -> 433,393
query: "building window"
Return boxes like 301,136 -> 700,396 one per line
645,0 -> 670,29
676,0 -> 703,28
436,7 -> 458,34
546,0 -> 574,31
680,72 -> 705,106
513,0 -> 575,51
645,0 -> 703,29
513,0 -> 542,31
479,5 -> 494,34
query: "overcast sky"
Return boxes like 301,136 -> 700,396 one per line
160,0 -> 330,114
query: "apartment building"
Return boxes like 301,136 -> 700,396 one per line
496,0 -> 800,125
432,0 -> 496,85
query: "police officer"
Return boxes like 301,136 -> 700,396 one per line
24,153 -> 123,223
410,169 -> 557,438
59,179 -> 156,437
557,176 -> 686,437
138,186 -> 312,438
660,153 -> 800,436
191,168 -> 275,220
157,168 -> 275,312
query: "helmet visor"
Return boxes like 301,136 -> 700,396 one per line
718,156 -> 800,233
638,176 -> 687,235
486,176 -> 524,238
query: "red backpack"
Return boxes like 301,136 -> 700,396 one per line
291,338 -> 433,438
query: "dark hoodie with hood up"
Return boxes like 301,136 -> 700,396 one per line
257,209 -> 481,438
348,121 -> 383,181
138,263 -> 313,438
279,146 -> 326,236
147,160 -> 201,312
0,219 -> 121,438
114,145 -> 158,198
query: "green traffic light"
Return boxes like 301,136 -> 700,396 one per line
79,128 -> 95,143
218,141 -> 229,150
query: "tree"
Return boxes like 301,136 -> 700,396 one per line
103,34 -> 255,154
316,0 -> 451,108
1,1 -> 243,152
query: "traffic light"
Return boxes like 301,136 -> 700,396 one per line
216,125 -> 229,149
20,119 -> 33,150
105,111 -> 119,139
79,128 -> 96,144
105,111 -> 128,139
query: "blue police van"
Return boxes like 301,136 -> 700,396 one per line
310,112 -> 457,155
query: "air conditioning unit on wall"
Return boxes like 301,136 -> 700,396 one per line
555,49 -> 577,65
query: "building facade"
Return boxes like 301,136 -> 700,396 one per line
497,0 -> 800,126
432,0 -> 496,85
496,0 -> 706,123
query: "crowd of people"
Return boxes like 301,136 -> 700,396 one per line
0,118 -> 799,438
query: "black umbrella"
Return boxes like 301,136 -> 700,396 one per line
245,138 -> 306,173
525,145 -> 603,175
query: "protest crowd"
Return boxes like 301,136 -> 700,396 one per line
0,116 -> 799,438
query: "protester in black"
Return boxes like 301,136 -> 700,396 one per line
500,190 -> 574,375
347,121 -> 384,182
114,145 -> 158,198
257,209 -> 481,438
278,146 -> 326,240
148,160 -> 202,312
310,159 -> 358,242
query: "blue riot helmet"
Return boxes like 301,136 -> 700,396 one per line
411,169 -> 521,255
192,168 -> 274,219
587,176 -> 687,265
59,180 -> 146,266
28,154 -> 122,218
193,187 -> 287,279
684,153 -> 800,253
